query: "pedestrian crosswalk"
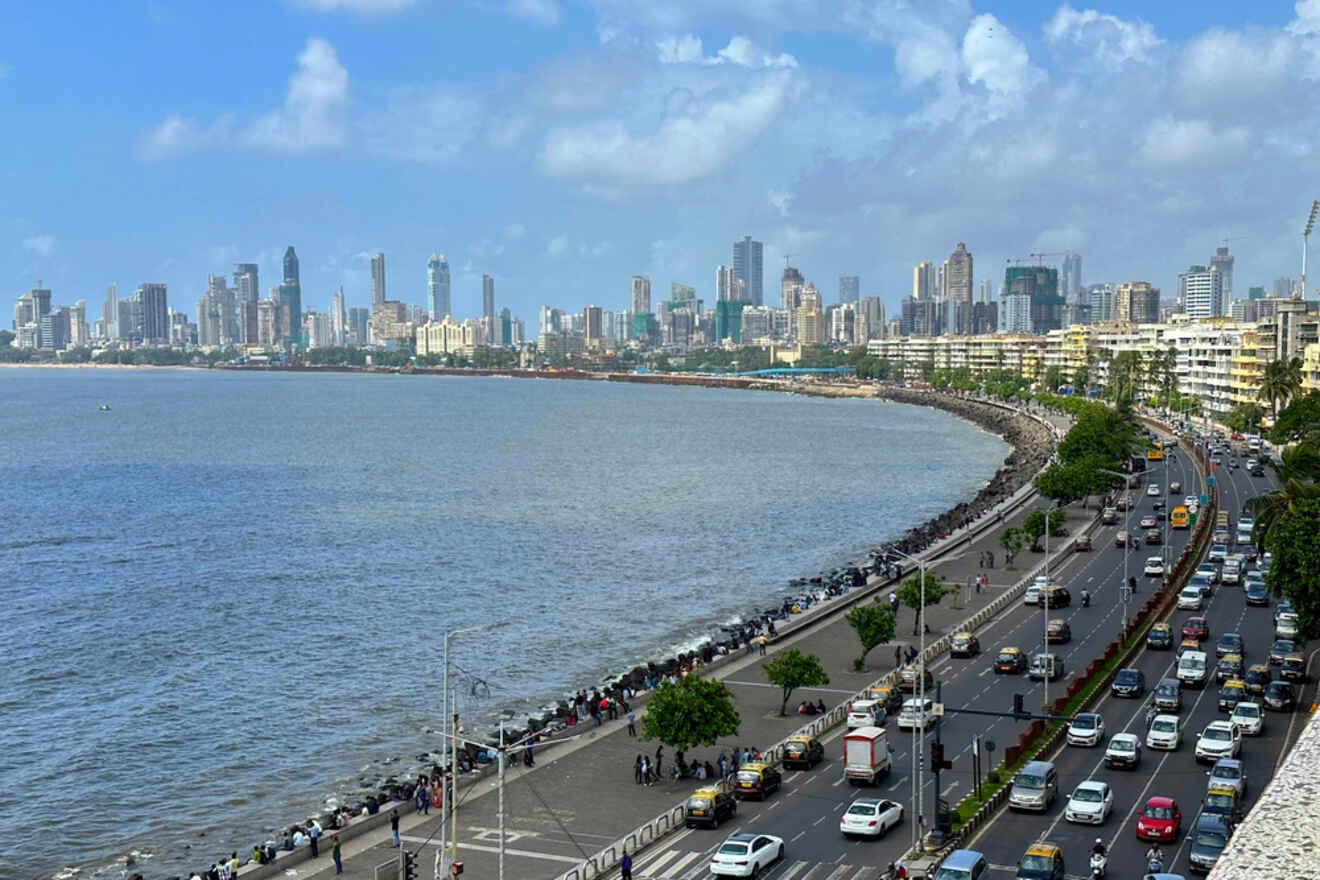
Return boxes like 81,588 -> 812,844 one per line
632,846 -> 884,879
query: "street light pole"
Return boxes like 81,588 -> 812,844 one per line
441,622 -> 502,873
1099,468 -> 1134,628
1302,200 -> 1319,301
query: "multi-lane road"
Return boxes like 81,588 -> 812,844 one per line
607,436 -> 1312,880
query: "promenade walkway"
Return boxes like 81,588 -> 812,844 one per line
262,405 -> 1077,880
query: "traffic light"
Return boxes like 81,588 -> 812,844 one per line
930,741 -> 952,771
403,851 -> 417,880
1013,693 -> 1026,720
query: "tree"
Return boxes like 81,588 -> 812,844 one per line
846,601 -> 897,671
762,649 -> 829,716
1022,509 -> 1047,552
1000,526 -> 1024,567
1258,357 -> 1304,417
1224,403 -> 1267,435
1245,441 -> 1320,551
1048,507 -> 1067,536
1263,495 -> 1320,643
1269,391 -> 1320,445
0,329 -> 14,347
1145,347 -> 1178,408
1034,453 -> 1124,507
894,570 -> 956,635
1043,366 -> 1066,393
639,676 -> 741,751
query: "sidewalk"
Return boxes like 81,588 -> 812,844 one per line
296,408 -> 1083,880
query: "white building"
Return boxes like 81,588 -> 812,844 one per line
1179,267 -> 1224,318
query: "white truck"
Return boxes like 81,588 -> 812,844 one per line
843,726 -> 890,784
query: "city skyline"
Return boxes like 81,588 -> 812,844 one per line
5,3 -> 1319,321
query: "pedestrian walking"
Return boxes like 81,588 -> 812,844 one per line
308,822 -> 320,858
978,552 -> 984,569
895,646 -> 903,667
524,741 -> 535,766
626,710 -> 637,737
634,754 -> 644,784
331,836 -> 342,875
716,753 -> 727,779
654,745 -> 664,781
620,850 -> 634,880
391,809 -> 400,848
987,551 -> 994,568
642,756 -> 652,785
757,635 -> 767,656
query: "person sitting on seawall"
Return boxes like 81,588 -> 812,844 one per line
816,699 -> 827,714
292,826 -> 307,848
251,845 -> 265,866
798,700 -> 810,714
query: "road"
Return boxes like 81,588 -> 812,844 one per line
604,440 -> 1235,879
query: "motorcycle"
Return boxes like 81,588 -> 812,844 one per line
1081,591 -> 1091,607
1146,856 -> 1164,874
1089,852 -> 1107,878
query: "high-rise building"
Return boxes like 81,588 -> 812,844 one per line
482,274 -> 495,319
732,235 -> 763,306
630,275 -> 651,315
583,305 -> 604,350
1248,286 -> 1266,300
427,254 -> 451,319
348,307 -> 370,345
281,247 -> 302,344
1003,266 -> 1062,334
1210,247 -> 1234,300
1274,276 -> 1295,299
912,261 -> 935,300
70,300 -> 88,347
942,243 -> 974,303
283,246 -> 300,285
838,275 -> 859,303
1116,281 -> 1160,324
1178,266 -> 1224,318
233,263 -> 259,303
136,283 -> 169,344
370,252 -> 386,306
796,284 -> 823,345
1061,252 -> 1083,301
978,279 -> 993,304
715,265 -> 733,302
1087,283 -> 1117,324
102,283 -> 119,340
856,296 -> 885,342
331,288 -> 347,345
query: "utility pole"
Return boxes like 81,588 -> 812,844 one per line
498,725 -> 505,880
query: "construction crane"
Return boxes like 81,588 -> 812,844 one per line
782,252 -> 797,267
1221,236 -> 1246,247
1029,251 -> 1071,265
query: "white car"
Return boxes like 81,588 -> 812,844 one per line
1177,586 -> 1204,610
1230,702 -> 1264,736
710,833 -> 785,877
839,797 -> 903,838
1065,780 -> 1114,825
1147,483 -> 1161,496
847,700 -> 884,729
1145,557 -> 1166,577
1067,712 -> 1105,747
897,697 -> 933,730
1104,733 -> 1142,769
1146,714 -> 1182,751
1238,515 -> 1254,530
1276,612 -> 1300,640
1207,758 -> 1248,797
1185,495 -> 1199,508
1195,721 -> 1242,762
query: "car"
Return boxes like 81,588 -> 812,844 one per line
1250,464 -> 1265,476
1238,514 -> 1254,529
995,647 -> 1027,674
1264,681 -> 1297,711
949,632 -> 981,658
1214,654 -> 1244,684
685,787 -> 738,828
1101,507 -> 1118,524
839,797 -> 903,838
1201,785 -> 1245,823
1182,617 -> 1209,641
847,700 -> 885,730
1280,652 -> 1307,682
1105,733 -> 1142,769
1195,721 -> 1241,762
896,697 -> 934,730
1221,562 -> 1241,586
1243,664 -> 1271,696
1136,796 -> 1183,842
1187,813 -> 1233,874
1276,612 -> 1300,640
1112,667 -> 1146,698
1153,498 -> 1166,512
1147,715 -> 1182,751
1216,680 -> 1246,713
1195,563 -> 1220,585
1185,495 -> 1199,508
899,664 -> 933,692
1024,582 -> 1046,605
1148,623 -> 1174,650
1170,480 -> 1182,493
1208,544 -> 1228,563
1207,758 -> 1248,797
1067,713 -> 1105,747
1215,633 -> 1243,658
1046,619 -> 1071,644
1029,652 -> 1064,681
731,763 -> 782,800
1043,586 -> 1071,608
864,685 -> 903,715
1154,677 -> 1182,712
1269,639 -> 1297,665
933,850 -> 991,880
1274,597 -> 1294,621
1245,581 -> 1269,606
1177,586 -> 1203,609
1074,535 -> 1092,551
1140,515 -> 1159,528
1115,530 -> 1131,548
1146,528 -> 1163,544
1189,573 -> 1213,597
1015,842 -> 1065,880
1177,638 -> 1203,659
1146,557 -> 1167,577
1242,543 -> 1259,561
1148,483 -> 1161,496
1065,780 -> 1113,824
709,833 -> 785,877
781,736 -> 824,769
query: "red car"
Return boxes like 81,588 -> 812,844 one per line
1181,617 -> 1210,641
1135,796 -> 1182,842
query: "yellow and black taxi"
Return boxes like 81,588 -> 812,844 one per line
1281,652 -> 1307,682
684,786 -> 737,829
1215,653 -> 1244,684
1217,679 -> 1247,713
995,646 -> 1027,675
1147,622 -> 1174,650
1177,638 -> 1203,658
1015,842 -> 1065,880
1244,663 -> 1272,695
865,685 -> 903,715
1202,785 -> 1245,823
732,762 -> 782,800
1046,619 -> 1071,644
781,736 -> 824,770
1042,586 -> 1071,609
950,632 -> 982,658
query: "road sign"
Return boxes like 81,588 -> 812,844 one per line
1201,492 -> 1209,504
1120,586 -> 1133,603
932,703 -> 945,717
1207,476 -> 1215,487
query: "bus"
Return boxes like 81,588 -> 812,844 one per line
1147,447 -> 1165,461
1171,506 -> 1190,529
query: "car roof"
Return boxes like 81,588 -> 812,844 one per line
1196,813 -> 1232,831
1212,758 -> 1243,770
1024,843 -> 1061,856
1049,618 -> 1066,625
727,833 -> 757,841
1146,796 -> 1177,807
692,786 -> 722,797
1075,779 -> 1106,790
851,796 -> 882,805
1153,622 -> 1171,631
1111,732 -> 1139,742
1205,720 -> 1235,730
786,734 -> 814,743
1000,646 -> 1021,653
740,762 -> 769,771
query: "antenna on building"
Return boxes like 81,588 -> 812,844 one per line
783,252 -> 797,267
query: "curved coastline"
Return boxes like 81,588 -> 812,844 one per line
57,381 -> 1056,880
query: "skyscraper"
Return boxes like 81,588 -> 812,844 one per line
1061,252 -> 1083,301
482,274 -> 495,318
371,252 -> 387,306
283,246 -> 300,285
912,261 -> 935,300
136,283 -> 169,344
715,265 -> 733,302
838,275 -> 860,303
1178,266 -> 1223,318
1116,281 -> 1159,324
233,263 -> 259,303
427,254 -> 451,319
942,243 -> 974,303
630,275 -> 651,314
978,279 -> 993,304
732,236 -> 764,306
331,288 -> 347,345
584,305 -> 604,349
1210,247 -> 1234,300
281,246 -> 302,344
102,283 -> 119,340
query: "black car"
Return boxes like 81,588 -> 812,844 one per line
1147,624 -> 1174,650
1263,681 -> 1297,711
781,736 -> 824,769
1245,582 -> 1269,606
1112,667 -> 1146,698
1216,633 -> 1244,658
1250,465 -> 1265,476
1280,654 -> 1307,682
1270,639 -> 1297,665
1043,587 -> 1071,609
684,788 -> 737,828
1188,813 -> 1232,874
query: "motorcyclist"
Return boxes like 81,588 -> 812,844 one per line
1092,839 -> 1106,858
1128,575 -> 1137,593
1145,844 -> 1163,870
1080,589 -> 1091,607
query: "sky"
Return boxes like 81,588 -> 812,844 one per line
5,0 -> 1320,324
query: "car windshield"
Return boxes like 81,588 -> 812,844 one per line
735,771 -> 760,784
1157,683 -> 1177,696
1019,855 -> 1054,874
1205,793 -> 1233,808
1143,804 -> 1175,819
1110,739 -> 1134,752
1015,773 -> 1044,789
718,842 -> 749,856
1234,705 -> 1258,719
1185,657 -> 1205,670
1194,830 -> 1228,848
1117,670 -> 1138,683
1213,765 -> 1241,779
998,651 -> 1016,661
846,803 -> 876,816
1073,788 -> 1102,802
1074,716 -> 1096,730
687,797 -> 712,809
1204,728 -> 1230,741
785,741 -> 806,751
1153,719 -> 1177,733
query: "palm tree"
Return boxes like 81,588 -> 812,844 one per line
1259,357 -> 1304,417
1145,347 -> 1178,412
1245,440 -> 1320,550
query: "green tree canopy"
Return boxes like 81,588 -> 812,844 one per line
1000,526 -> 1024,566
1258,357 -> 1303,416
1263,495 -> 1320,643
1269,391 -> 1320,445
846,602 -> 897,671
1224,403 -> 1267,435
1033,452 -> 1126,506
762,649 -> 830,716
639,675 -> 741,751
0,329 -> 16,347
1022,509 -> 1047,552
894,570 -> 955,635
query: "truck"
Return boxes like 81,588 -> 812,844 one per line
843,726 -> 890,784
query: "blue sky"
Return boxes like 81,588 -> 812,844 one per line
5,1 -> 1320,324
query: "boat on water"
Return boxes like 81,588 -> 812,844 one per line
97,404 -> 111,411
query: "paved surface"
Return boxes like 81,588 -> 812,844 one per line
962,448 -> 1315,880
289,405 -> 1074,880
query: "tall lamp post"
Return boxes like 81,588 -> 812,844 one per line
442,622 -> 504,874
1099,468 -> 1135,627
1302,200 -> 1319,301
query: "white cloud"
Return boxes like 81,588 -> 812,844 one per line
363,85 -> 485,162
657,34 -> 797,68
507,0 -> 560,26
295,0 -> 416,11
138,115 -> 235,160
1044,4 -> 1163,65
961,14 -> 1046,110
22,234 -> 56,256
1290,0 -> 1320,36
657,34 -> 704,64
1135,117 -> 1250,168
1176,29 -> 1295,104
546,234 -> 568,256
769,189 -> 792,217
540,72 -> 790,184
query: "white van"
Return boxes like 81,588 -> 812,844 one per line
897,697 -> 934,730
1178,650 -> 1209,688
